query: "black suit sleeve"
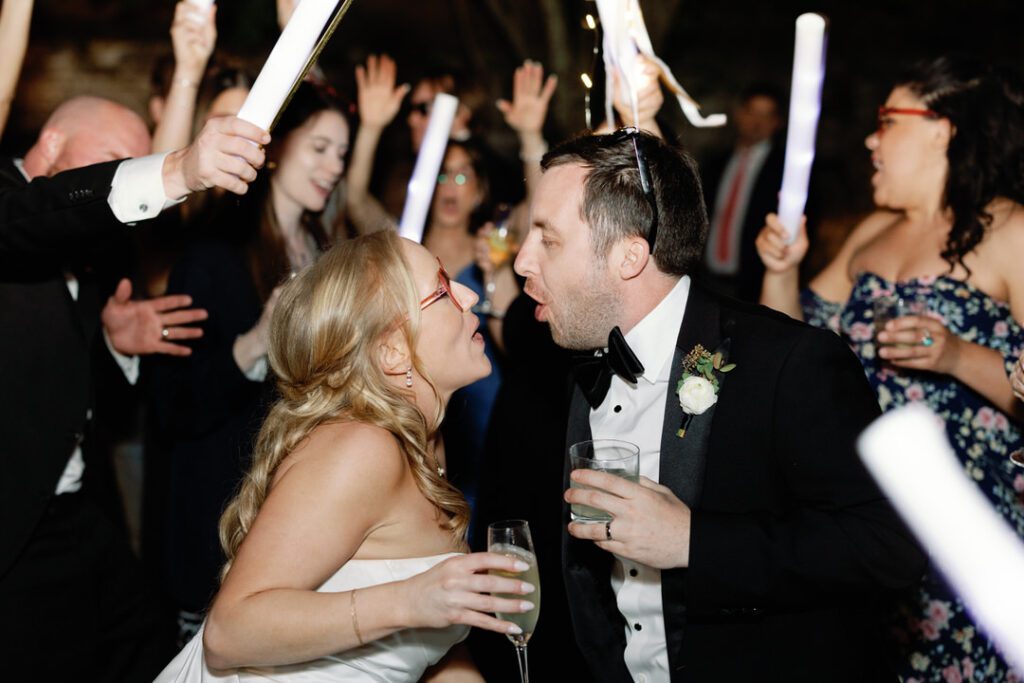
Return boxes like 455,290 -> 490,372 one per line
685,328 -> 926,612
0,160 -> 124,258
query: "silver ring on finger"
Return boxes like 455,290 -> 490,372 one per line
161,327 -> 170,340
920,329 -> 934,347
605,519 -> 613,541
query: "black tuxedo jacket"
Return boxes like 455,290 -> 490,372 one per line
563,285 -> 926,682
0,158 -> 129,580
699,142 -> 785,302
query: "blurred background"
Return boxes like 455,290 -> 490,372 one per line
6,0 -> 1022,232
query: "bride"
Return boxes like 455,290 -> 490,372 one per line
157,230 -> 534,681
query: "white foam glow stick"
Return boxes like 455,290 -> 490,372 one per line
185,0 -> 214,25
594,0 -> 725,129
236,0 -> 339,131
777,13 -> 827,243
398,93 -> 459,243
858,404 -> 1024,671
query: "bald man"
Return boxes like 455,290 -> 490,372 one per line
0,96 -> 268,681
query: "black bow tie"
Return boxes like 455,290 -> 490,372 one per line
571,326 -> 645,410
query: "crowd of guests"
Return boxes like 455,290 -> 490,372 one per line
3,1 -> 1024,681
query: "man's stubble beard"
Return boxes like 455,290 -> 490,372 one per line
548,262 -> 622,351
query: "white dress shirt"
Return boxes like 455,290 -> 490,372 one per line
17,154 -> 180,493
589,275 -> 691,683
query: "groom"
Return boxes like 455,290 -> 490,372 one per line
513,129 -> 925,682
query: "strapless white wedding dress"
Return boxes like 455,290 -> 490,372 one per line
155,553 -> 467,682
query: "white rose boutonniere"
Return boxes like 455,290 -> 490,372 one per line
679,376 -> 717,414
676,343 -> 735,438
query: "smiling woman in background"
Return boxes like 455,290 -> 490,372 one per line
148,81 -> 351,647
757,56 -> 1024,682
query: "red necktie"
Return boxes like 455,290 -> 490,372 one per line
715,149 -> 751,265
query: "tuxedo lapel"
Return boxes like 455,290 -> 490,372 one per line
659,285 -> 723,509
659,285 -> 733,677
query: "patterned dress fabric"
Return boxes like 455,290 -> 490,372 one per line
802,272 -> 1024,683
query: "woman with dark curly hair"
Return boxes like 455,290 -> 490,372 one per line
757,56 -> 1024,681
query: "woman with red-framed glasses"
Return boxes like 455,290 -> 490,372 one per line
157,230 -> 533,682
756,56 -> 1024,681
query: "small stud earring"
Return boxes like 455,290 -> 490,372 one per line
405,367 -> 413,387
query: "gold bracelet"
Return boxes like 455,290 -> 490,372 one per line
350,589 -> 364,645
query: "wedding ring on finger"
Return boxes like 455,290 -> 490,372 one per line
161,327 -> 170,340
920,329 -> 934,347
605,519 -> 613,541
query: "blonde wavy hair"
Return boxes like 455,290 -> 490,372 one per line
218,230 -> 470,579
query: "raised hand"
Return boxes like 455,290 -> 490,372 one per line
565,471 -> 692,569
496,60 -> 558,136
102,278 -> 208,357
170,0 -> 216,81
397,552 -> 534,636
276,0 -> 297,31
755,213 -> 810,274
611,56 -> 663,129
162,116 -> 269,198
354,55 -> 410,132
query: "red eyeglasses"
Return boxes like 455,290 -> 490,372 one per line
418,258 -> 465,312
876,106 -> 940,135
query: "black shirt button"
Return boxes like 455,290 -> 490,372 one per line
614,405 -> 622,413
629,568 -> 638,577
634,623 -> 642,631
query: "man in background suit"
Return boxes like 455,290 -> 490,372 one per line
700,84 -> 785,302
0,95 -> 267,681
514,129 -> 925,682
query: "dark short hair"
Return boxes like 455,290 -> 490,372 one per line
739,82 -> 786,111
540,131 -> 708,276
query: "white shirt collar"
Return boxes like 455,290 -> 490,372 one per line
623,275 -> 691,385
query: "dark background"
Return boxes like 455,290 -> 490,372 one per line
4,0 -> 1023,230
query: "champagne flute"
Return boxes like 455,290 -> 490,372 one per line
475,204 -> 516,316
488,520 -> 540,683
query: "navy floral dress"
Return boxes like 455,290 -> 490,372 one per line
802,272 -> 1024,683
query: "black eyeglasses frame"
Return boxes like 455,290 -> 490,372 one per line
608,126 -> 660,255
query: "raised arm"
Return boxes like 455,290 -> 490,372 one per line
0,0 -> 34,136
594,55 -> 664,138
497,60 -> 557,199
203,424 -> 533,669
151,1 -> 217,153
757,210 -> 896,320
0,116 -> 267,259
346,54 -> 408,235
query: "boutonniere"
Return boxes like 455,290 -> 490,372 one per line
676,343 -> 735,438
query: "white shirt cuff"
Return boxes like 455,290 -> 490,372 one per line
243,355 -> 269,383
103,328 -> 140,385
107,153 -> 185,224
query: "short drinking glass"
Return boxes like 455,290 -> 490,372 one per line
569,439 -> 640,523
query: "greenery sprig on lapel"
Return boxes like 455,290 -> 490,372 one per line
676,343 -> 736,438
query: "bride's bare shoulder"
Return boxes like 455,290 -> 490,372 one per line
275,420 -> 407,491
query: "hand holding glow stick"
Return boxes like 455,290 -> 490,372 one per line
236,0 -> 339,132
858,404 -> 1024,671
398,93 -> 459,243
777,13 -> 827,243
